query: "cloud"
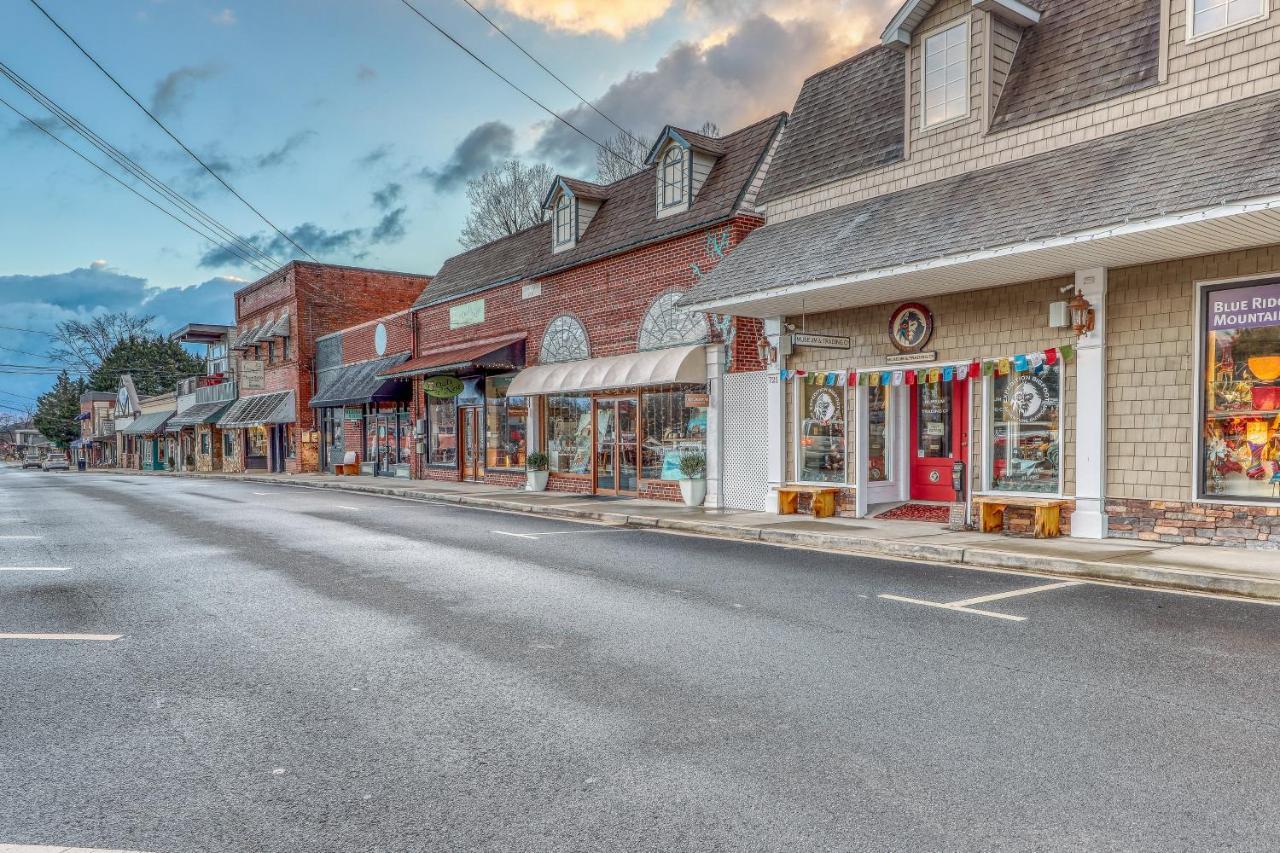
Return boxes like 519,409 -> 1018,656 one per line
150,64 -> 222,117
483,0 -> 673,37
419,121 -> 515,192
372,182 -> 403,211
6,111 -> 62,142
371,207 -> 408,244
357,144 -> 393,168
210,8 -> 237,25
356,65 -> 378,82
250,130 -> 316,170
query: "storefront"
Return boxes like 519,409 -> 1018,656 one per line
216,390 -> 296,473
311,352 -> 413,477
119,411 -> 175,471
166,401 -> 234,473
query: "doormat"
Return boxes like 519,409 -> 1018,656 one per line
875,503 -> 952,523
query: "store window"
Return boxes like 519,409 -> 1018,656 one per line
641,385 -> 708,480
246,426 -> 268,458
285,425 -> 297,459
485,374 -> 527,469
223,431 -> 236,458
988,363 -> 1061,494
797,376 -> 846,483
1190,0 -> 1266,39
427,396 -> 457,466
545,395 -> 592,474
200,430 -> 210,456
1201,279 -> 1280,501
923,20 -> 968,128
868,385 -> 890,482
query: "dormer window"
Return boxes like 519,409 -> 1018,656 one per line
660,146 -> 686,208
922,20 -> 968,128
1189,0 -> 1266,39
554,194 -> 575,247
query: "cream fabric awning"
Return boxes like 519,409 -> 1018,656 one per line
506,344 -> 707,396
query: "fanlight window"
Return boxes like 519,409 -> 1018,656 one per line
660,146 -> 686,208
638,291 -> 708,350
554,194 -> 575,246
541,315 -> 590,363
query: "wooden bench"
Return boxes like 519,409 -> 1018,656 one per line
773,484 -> 841,519
973,495 -> 1070,539
335,451 -> 359,476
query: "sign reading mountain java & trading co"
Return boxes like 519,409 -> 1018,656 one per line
791,332 -> 851,350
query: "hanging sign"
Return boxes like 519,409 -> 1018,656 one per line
343,407 -> 363,422
684,392 -> 710,408
424,375 -> 464,399
885,351 -> 936,364
239,359 -> 265,391
888,302 -> 935,353
792,332 -> 851,350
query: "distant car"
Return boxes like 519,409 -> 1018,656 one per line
21,452 -> 42,470
41,452 -> 69,472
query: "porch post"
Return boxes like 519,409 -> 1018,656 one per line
854,384 -> 869,518
765,317 -> 785,513
705,343 -> 724,509
1071,267 -> 1109,539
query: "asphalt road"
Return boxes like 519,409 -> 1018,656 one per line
2,467 -> 1279,852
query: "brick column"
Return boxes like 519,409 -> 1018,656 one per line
1071,267 -> 1109,539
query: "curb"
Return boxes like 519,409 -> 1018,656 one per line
83,469 -> 1280,603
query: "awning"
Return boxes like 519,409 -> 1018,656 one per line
380,333 -> 525,379
119,410 -> 175,435
69,438 -> 90,448
311,353 -> 411,408
217,391 -> 296,428
506,344 -> 707,396
166,400 -> 235,431
74,412 -> 91,421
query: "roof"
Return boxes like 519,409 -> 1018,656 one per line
759,46 -> 905,204
679,88 -> 1280,310
645,125 -> 728,164
991,0 -> 1161,132
119,410 -> 175,435
170,323 -> 233,344
165,400 -> 235,431
310,353 -> 411,408
217,391 -> 296,428
79,391 -> 115,403
380,333 -> 527,379
415,114 -> 785,309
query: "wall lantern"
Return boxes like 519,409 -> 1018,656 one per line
1068,290 -> 1096,337
756,334 -> 778,366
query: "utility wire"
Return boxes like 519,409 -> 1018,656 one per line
396,0 -> 642,170
0,69 -> 279,275
0,94 -> 277,277
454,0 -> 642,147
28,0 -> 317,262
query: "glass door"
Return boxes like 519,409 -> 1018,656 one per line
594,397 -> 638,495
461,406 -> 482,481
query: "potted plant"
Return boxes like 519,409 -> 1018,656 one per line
526,451 -> 550,492
678,451 -> 707,507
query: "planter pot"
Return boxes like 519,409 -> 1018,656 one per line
679,477 -> 707,507
527,470 -> 550,492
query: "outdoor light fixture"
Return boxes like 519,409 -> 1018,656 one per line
756,334 -> 778,366
1068,290 -> 1095,337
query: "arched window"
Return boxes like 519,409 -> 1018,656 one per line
541,315 -> 590,363
660,146 -> 685,208
554,194 -> 575,246
637,291 -> 708,350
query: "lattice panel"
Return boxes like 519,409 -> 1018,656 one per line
721,370 -> 770,511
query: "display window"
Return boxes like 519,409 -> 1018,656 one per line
223,431 -> 236,458
485,374 -> 527,470
246,425 -> 269,458
797,376 -> 847,483
427,396 -> 457,466
987,362 -> 1062,494
641,385 -> 708,480
545,395 -> 592,474
1200,279 -> 1280,501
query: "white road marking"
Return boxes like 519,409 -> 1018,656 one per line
0,535 -> 40,540
335,505 -> 361,511
0,632 -> 121,641
0,566 -> 68,572
491,528 -> 633,539
252,492 -> 269,495
879,581 -> 1084,622
0,845 -> 156,853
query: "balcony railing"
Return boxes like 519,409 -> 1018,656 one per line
195,380 -> 237,404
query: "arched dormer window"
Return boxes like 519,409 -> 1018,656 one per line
638,290 -> 707,350
541,314 -> 590,363
660,146 -> 686,208
554,193 -> 575,247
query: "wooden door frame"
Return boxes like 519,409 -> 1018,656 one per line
592,394 -> 641,497
459,405 -> 483,482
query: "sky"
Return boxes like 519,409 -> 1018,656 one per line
0,0 -> 897,414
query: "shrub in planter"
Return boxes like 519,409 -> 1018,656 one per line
678,451 -> 707,507
526,451 -> 550,491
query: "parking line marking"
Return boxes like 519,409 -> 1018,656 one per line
492,528 -> 633,539
493,530 -> 539,539
0,566 -> 68,572
878,594 -> 1027,622
0,535 -> 40,540
335,505 -> 361,511
946,580 -> 1083,608
879,580 -> 1083,622
0,632 -> 121,641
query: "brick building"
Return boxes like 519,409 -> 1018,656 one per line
384,114 -> 785,503
217,262 -> 429,474
71,391 -> 116,468
682,0 -> 1280,547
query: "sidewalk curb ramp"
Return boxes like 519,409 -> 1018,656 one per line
87,469 -> 1280,604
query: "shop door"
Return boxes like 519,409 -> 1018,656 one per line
909,380 -> 968,501
594,398 -> 638,495
460,406 -> 483,481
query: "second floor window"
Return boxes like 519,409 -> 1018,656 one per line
267,341 -> 275,363
661,146 -> 685,207
554,194 -> 574,246
923,21 -> 968,128
1190,0 -> 1266,38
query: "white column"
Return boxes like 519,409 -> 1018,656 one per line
705,343 -> 724,509
854,384 -> 869,518
1071,267 -> 1109,539
524,395 -> 541,491
765,317 -> 786,513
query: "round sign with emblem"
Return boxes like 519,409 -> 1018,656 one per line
374,323 -> 388,356
929,470 -> 941,483
424,376 -> 464,399
808,387 -> 840,426
888,302 -> 934,353
1003,375 -> 1053,422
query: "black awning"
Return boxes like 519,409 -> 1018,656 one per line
310,352 -> 412,408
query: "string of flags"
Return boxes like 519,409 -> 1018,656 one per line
777,345 -> 1074,385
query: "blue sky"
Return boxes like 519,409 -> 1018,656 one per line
0,0 -> 893,413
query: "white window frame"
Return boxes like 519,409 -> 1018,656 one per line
1186,0 -> 1268,41
791,376 -> 852,486
660,145 -> 686,209
921,18 -> 970,130
978,364 -> 1066,499
553,193 -> 575,246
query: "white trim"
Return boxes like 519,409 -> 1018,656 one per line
971,0 -> 1040,27
1185,0 -> 1269,42
980,362 -> 1067,498
790,374 -> 854,487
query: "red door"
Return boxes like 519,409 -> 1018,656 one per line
910,379 -> 968,501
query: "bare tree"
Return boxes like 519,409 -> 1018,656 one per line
459,159 -> 555,249
49,312 -> 157,374
594,121 -> 721,185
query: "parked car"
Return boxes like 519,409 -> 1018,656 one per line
21,451 -> 42,469
41,452 -> 69,472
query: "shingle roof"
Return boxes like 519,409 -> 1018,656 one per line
991,0 -> 1161,131
678,88 -> 1280,309
758,46 -> 905,204
414,114 -> 785,309
669,127 -> 726,156
309,353 -> 411,408
559,177 -> 609,201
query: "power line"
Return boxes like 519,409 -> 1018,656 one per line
396,0 -> 642,170
0,93 -> 278,276
454,0 -> 642,147
28,0 -> 317,263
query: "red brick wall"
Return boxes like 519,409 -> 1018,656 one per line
339,311 -> 415,364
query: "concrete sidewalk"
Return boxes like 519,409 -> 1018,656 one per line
83,467 -> 1280,602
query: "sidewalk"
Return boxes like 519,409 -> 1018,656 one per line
86,468 -> 1280,602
